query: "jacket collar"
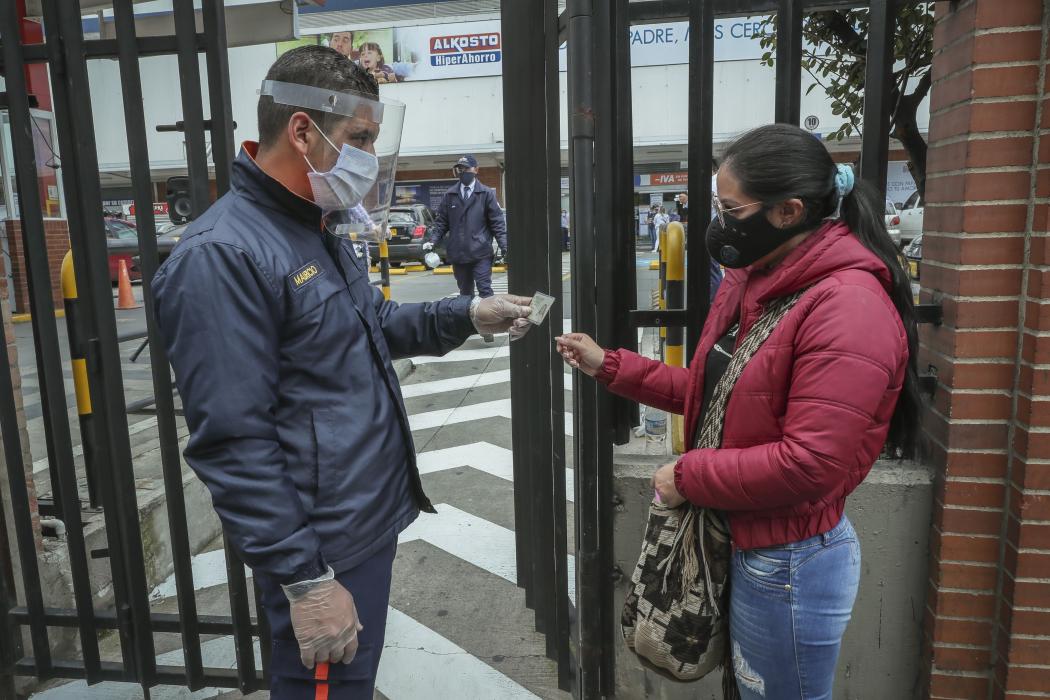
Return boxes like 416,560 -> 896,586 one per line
447,180 -> 488,195
231,141 -> 323,228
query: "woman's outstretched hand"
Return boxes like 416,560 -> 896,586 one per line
556,333 -> 606,377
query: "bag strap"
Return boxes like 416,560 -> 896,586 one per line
695,288 -> 809,451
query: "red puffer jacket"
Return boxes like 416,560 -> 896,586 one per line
597,221 -> 907,550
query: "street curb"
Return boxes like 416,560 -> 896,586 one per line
12,309 -> 65,324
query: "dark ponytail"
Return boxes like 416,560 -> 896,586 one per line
722,124 -> 922,459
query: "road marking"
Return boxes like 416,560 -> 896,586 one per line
149,547 -> 248,601
416,442 -> 575,503
377,608 -> 540,700
401,369 -> 511,398
409,399 -> 575,437
400,503 -> 576,604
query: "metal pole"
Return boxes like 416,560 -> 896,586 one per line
775,0 -> 804,125
379,241 -> 392,300
172,0 -> 212,216
566,0 -> 608,695
686,0 -> 715,360
860,0 -> 896,194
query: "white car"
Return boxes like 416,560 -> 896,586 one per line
897,191 -> 924,245
884,198 -> 902,247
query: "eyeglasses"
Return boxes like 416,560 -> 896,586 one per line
711,192 -> 762,227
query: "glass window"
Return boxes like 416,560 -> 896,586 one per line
388,211 -> 416,224
105,219 -> 138,240
0,111 -> 65,221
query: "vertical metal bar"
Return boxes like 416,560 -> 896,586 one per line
542,0 -> 572,687
1,2 -> 101,680
775,0 -> 803,125
111,0 -> 205,689
0,500 -> 19,698
173,0 -> 212,215
43,0 -> 156,686
612,0 -> 637,441
253,578 -> 272,687
860,0 -> 895,195
501,0 -> 536,608
0,303 -> 49,672
687,0 -> 715,359
590,0 -> 618,693
199,3 -> 259,689
223,536 -> 258,693
567,0 -> 608,696
202,0 -> 235,193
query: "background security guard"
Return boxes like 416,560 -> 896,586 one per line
153,47 -> 532,699
423,154 -> 508,300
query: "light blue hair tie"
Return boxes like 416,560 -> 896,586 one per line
835,163 -> 855,198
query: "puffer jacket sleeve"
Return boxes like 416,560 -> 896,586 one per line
371,285 -> 477,359
597,349 -> 690,416
154,242 -> 325,584
674,282 -> 905,510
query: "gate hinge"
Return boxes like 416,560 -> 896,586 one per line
86,337 -> 101,374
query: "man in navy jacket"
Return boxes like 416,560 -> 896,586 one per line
153,47 -> 531,699
423,155 -> 508,299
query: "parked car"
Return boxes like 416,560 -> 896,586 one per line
884,198 -> 902,247
105,217 -> 142,283
897,191 -> 924,245
367,204 -> 434,265
903,232 -> 922,280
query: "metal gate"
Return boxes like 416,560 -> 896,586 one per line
0,1 -> 269,696
501,1 -> 916,698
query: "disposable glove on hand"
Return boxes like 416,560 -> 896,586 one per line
422,241 -> 434,252
470,294 -> 533,336
282,567 -> 363,669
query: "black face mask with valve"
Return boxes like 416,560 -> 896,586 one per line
705,203 -> 820,269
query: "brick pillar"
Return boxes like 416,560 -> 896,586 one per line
922,1 -> 1050,698
3,219 -> 71,314
0,231 -> 43,557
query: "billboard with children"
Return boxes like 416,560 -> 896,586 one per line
277,20 -> 504,83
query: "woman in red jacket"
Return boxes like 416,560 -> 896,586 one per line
557,124 -> 920,699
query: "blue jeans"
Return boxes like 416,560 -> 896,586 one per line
730,515 -> 861,699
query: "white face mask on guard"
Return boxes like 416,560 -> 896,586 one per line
304,120 -> 380,212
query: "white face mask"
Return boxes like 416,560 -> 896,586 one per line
304,120 -> 380,212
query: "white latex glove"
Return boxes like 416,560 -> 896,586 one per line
422,241 -> 434,252
508,317 -> 532,342
282,567 -> 363,669
470,295 -> 533,335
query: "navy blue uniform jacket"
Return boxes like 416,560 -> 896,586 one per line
425,181 -> 508,264
153,144 -> 475,583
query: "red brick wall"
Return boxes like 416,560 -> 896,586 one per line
922,1 -> 1050,697
3,219 -> 70,315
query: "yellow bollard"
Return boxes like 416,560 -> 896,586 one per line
61,252 -> 101,508
664,223 -> 686,453
379,240 -> 392,301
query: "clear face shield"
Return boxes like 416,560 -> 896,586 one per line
259,79 -> 406,243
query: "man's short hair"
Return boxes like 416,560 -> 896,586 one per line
257,46 -> 379,147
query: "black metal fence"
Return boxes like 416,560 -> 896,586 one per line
501,0 -> 905,697
0,1 -> 270,695
0,0 -> 925,698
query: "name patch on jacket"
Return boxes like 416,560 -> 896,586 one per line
289,261 -> 324,290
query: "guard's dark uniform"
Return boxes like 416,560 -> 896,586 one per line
426,180 -> 508,297
153,142 -> 476,697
